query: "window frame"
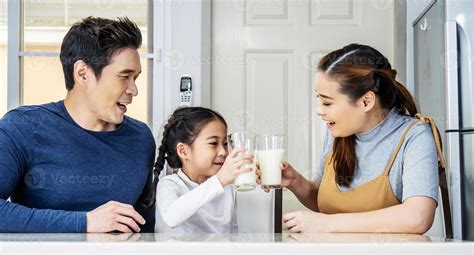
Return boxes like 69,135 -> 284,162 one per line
7,1 -> 166,134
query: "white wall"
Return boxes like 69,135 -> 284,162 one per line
165,0 -> 211,113
153,0 -> 211,139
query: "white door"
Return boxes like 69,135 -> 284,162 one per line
212,0 -> 394,232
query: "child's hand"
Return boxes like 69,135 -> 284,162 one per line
216,148 -> 254,186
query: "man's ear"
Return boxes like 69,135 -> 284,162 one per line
360,91 -> 376,112
73,60 -> 90,88
176,143 -> 189,160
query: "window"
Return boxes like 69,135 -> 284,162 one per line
0,0 -> 7,117
7,0 -> 152,123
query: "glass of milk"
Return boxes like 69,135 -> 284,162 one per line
257,134 -> 284,189
227,131 -> 257,192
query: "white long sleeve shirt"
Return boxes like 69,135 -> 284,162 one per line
155,169 -> 237,234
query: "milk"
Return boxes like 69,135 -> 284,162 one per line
234,161 -> 257,191
258,149 -> 284,188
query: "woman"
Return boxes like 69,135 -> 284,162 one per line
259,43 -> 444,234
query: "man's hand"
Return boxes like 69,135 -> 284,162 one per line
86,201 -> 146,233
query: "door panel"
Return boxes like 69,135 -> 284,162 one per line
212,0 -> 394,232
245,51 -> 290,138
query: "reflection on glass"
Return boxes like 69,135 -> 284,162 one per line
86,233 -> 144,242
284,233 -> 433,243
0,232 -> 460,244
154,233 -> 278,243
22,54 -> 149,123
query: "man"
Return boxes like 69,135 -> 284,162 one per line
0,17 -> 155,233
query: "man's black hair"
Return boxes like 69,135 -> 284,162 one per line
59,16 -> 142,90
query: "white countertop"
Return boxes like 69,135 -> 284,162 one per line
0,233 -> 472,255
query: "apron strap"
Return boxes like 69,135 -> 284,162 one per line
415,114 -> 452,238
383,120 -> 419,176
415,113 -> 446,168
383,113 -> 446,176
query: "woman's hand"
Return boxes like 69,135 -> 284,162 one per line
280,162 -> 299,188
256,161 -> 299,192
283,210 -> 333,233
216,148 -> 254,186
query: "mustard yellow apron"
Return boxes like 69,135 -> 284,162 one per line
317,114 -> 445,214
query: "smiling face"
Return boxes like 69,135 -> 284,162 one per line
86,47 -> 141,127
315,71 -> 370,137
183,119 -> 228,182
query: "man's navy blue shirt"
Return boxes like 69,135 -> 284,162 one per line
0,101 -> 156,232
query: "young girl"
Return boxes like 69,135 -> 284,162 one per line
153,107 -> 253,234
260,43 -> 444,234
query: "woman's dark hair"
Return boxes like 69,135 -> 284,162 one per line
318,43 -> 418,187
141,107 -> 227,208
59,16 -> 142,90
